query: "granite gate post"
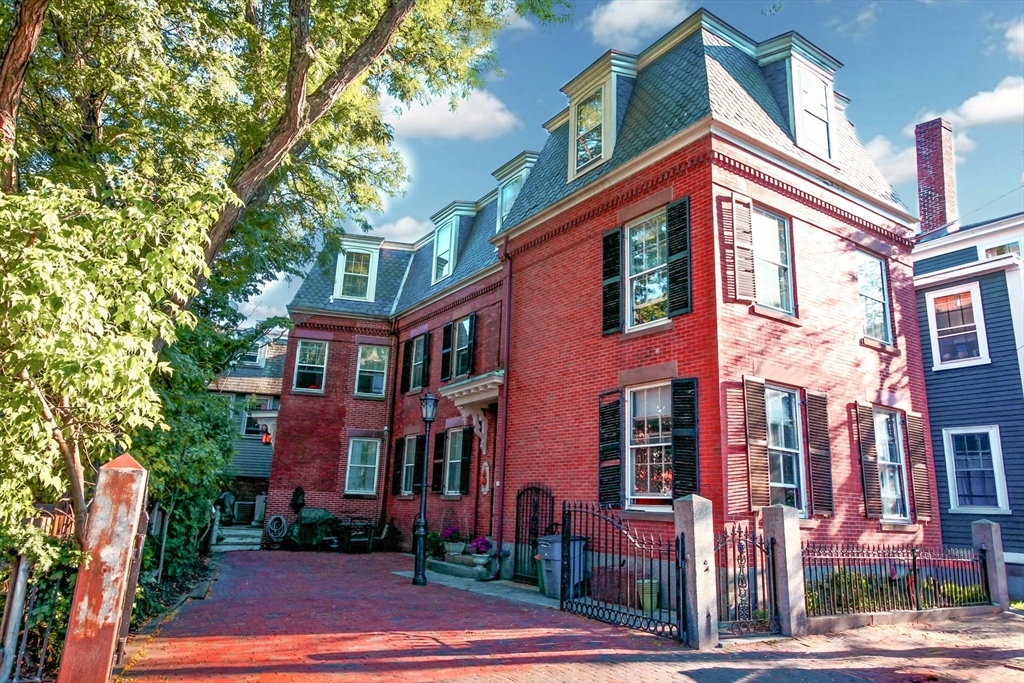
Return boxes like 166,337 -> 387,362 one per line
674,494 -> 718,650
972,520 -> 1008,610
762,504 -> 806,637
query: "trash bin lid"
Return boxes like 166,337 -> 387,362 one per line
537,534 -> 562,544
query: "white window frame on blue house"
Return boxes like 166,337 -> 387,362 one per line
942,425 -> 1011,516
924,281 -> 991,371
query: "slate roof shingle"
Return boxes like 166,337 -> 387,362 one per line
289,246 -> 413,316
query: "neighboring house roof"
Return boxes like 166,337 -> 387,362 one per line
208,337 -> 287,395
290,246 -> 413,317
915,210 -> 1024,245
209,376 -> 282,395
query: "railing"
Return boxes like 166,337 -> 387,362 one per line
715,526 -> 779,636
560,501 -> 686,642
803,542 -> 991,617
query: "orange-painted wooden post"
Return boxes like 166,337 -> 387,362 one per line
57,454 -> 148,683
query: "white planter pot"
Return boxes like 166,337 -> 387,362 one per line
445,542 -> 466,555
471,554 -> 489,566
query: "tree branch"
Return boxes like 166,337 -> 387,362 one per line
0,0 -> 49,193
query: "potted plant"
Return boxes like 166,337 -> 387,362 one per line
440,526 -> 465,555
469,536 -> 492,566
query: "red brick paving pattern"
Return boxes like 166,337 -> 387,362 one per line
120,552 -> 1024,683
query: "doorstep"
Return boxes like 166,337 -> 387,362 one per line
392,569 -> 560,611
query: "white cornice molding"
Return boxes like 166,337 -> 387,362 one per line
914,253 -> 1021,289
438,371 -> 504,455
430,201 -> 477,226
913,215 -> 1024,257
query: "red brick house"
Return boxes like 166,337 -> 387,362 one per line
268,9 -> 941,567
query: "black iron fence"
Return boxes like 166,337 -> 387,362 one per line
714,526 -> 779,637
560,501 -> 686,642
513,485 -> 555,585
803,542 -> 991,617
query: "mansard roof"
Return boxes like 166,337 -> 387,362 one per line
289,244 -> 413,317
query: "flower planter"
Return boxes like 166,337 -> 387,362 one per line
445,542 -> 466,555
637,579 -> 660,612
471,554 -> 489,567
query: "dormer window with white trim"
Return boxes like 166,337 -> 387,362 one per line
493,151 -> 537,233
499,176 -> 523,223
433,220 -> 456,283
575,88 -> 604,171
332,243 -> 379,302
796,66 -> 833,160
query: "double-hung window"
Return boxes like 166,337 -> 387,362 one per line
410,336 -> 426,391
345,438 -> 380,494
943,426 -> 1009,514
500,177 -> 523,223
874,409 -> 909,520
401,435 -> 418,495
752,209 -> 794,314
355,346 -> 388,397
627,383 -> 672,508
766,386 -> 805,512
575,89 -> 603,170
454,317 -> 472,377
241,395 -> 275,436
433,222 -> 455,282
925,283 -> 990,370
857,251 -> 892,344
444,428 -> 464,495
293,340 -> 327,391
798,67 -> 831,159
240,341 -> 266,367
341,252 -> 371,299
627,212 -> 669,328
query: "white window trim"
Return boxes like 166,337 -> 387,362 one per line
292,340 -> 327,393
453,316 -> 472,378
568,85 -> 610,182
240,342 -> 267,368
874,409 -> 912,523
496,174 -> 525,233
857,250 -> 893,345
409,335 -> 426,392
766,384 -> 808,517
354,345 -> 389,398
924,281 -> 991,371
753,208 -> 795,315
792,59 -> 835,162
332,248 -> 379,302
240,395 -> 272,438
431,219 -> 458,285
443,428 -> 464,495
401,435 -> 418,495
344,438 -> 380,495
625,209 -> 669,332
942,425 -> 1011,515
625,381 -> 673,511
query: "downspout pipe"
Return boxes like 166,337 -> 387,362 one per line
482,239 -> 513,581
378,320 -> 401,530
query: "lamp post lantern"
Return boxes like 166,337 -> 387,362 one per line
413,390 -> 438,586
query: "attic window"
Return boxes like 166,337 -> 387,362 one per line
500,176 -> 523,223
333,245 -> 379,302
797,67 -> 832,160
433,220 -> 456,283
575,88 -> 604,170
240,339 -> 267,367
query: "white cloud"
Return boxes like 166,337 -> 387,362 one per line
502,7 -> 533,31
829,2 -> 879,38
370,215 -> 434,242
586,0 -> 692,52
381,90 -> 520,141
919,76 -> 1024,129
1006,18 -> 1024,59
239,275 -> 304,323
866,135 -> 918,185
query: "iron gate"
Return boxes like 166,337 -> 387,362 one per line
714,525 -> 779,637
513,485 -> 554,585
560,501 -> 686,642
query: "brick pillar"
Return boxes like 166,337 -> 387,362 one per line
915,118 -> 958,234
972,520 -> 1008,610
674,495 -> 718,650
762,505 -> 806,637
57,454 -> 148,683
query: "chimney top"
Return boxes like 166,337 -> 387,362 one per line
915,118 -> 958,234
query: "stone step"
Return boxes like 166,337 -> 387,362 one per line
445,553 -> 486,567
217,527 -> 263,537
215,535 -> 262,546
428,558 -> 487,580
210,544 -> 260,553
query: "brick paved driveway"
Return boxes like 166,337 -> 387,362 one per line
120,551 -> 1023,683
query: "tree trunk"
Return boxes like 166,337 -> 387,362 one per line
0,0 -> 49,193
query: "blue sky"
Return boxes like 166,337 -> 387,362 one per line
242,0 -> 1024,321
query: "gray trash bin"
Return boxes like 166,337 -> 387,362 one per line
537,534 -> 586,600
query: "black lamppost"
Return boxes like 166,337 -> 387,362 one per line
413,390 -> 438,586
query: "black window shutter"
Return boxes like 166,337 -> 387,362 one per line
421,331 -> 431,388
805,390 -> 834,516
459,427 -> 474,495
431,431 -> 446,493
412,435 -> 426,492
391,438 -> 405,495
857,402 -> 883,519
744,376 -> 771,509
466,312 -> 477,376
602,228 -> 622,335
400,339 -> 413,394
440,323 -> 453,381
905,412 -> 932,521
598,391 -> 623,508
733,193 -> 756,301
671,378 -> 699,498
667,197 -> 692,318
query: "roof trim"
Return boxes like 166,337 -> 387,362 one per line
394,262 -> 503,321
915,211 -> 1024,253
390,250 -> 415,317
543,107 -> 569,133
914,253 -> 1021,289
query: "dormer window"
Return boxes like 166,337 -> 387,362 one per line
240,339 -> 267,367
433,220 -> 456,283
332,241 -> 379,302
500,176 -> 523,223
575,88 -> 604,170
796,66 -> 832,160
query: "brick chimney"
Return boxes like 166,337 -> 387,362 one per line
915,118 -> 958,234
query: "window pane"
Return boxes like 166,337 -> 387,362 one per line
342,253 -> 371,299
501,177 -> 523,220
753,211 -> 789,266
435,224 -> 452,280
862,297 -> 889,343
346,440 -> 378,493
446,431 -> 463,493
752,211 -> 793,313
298,341 -> 326,367
952,432 -> 998,507
984,242 -> 1020,258
934,291 -> 980,362
359,347 -> 387,372
629,386 -> 672,498
575,90 -> 603,168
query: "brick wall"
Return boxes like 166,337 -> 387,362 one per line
915,118 -> 958,234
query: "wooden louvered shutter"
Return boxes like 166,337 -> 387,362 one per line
459,427 -> 474,495
421,331 -> 431,388
440,323 -> 454,381
857,402 -> 883,519
465,312 -> 477,376
598,391 -> 623,508
391,438 -> 405,495
400,339 -> 413,394
744,376 -> 770,509
412,435 -> 426,492
804,390 -> 834,516
733,193 -> 756,301
431,431 -> 446,493
602,228 -> 622,335
667,197 -> 692,318
671,378 -> 699,498
905,412 -> 932,521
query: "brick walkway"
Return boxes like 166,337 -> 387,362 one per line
120,552 -> 1024,683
